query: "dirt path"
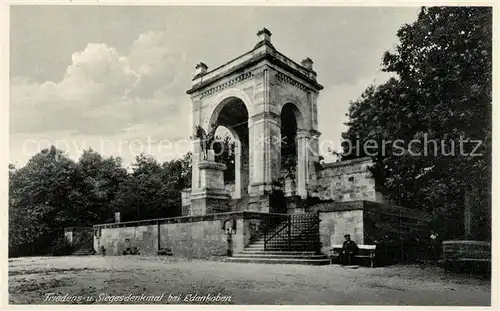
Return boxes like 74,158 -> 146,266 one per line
8,256 -> 491,305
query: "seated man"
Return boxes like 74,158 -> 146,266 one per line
341,234 -> 359,265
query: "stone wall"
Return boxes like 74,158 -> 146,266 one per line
315,157 -> 383,203
95,225 -> 158,256
158,221 -> 227,257
93,212 -> 273,257
319,209 -> 364,255
311,201 -> 431,256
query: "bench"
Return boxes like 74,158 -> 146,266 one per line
122,246 -> 140,255
157,248 -> 173,256
330,244 -> 377,267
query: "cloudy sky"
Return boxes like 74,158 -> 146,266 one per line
10,5 -> 420,168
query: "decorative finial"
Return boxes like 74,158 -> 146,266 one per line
195,62 -> 208,76
301,57 -> 314,71
257,28 -> 272,42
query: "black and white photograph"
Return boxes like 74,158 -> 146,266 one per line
5,3 -> 495,307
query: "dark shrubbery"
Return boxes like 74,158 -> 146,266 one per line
51,236 -> 74,256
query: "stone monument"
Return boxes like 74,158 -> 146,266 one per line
189,150 -> 231,215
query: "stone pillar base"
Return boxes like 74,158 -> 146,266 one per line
190,189 -> 231,215
247,194 -> 271,213
248,182 -> 273,196
189,159 -> 230,215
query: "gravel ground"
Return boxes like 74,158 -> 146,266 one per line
8,255 -> 491,305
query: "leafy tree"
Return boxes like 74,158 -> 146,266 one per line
70,149 -> 128,225
340,7 -> 491,240
111,153 -> 192,221
9,146 -> 79,256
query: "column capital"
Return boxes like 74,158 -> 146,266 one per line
296,129 -> 312,139
310,129 -> 321,138
250,111 -> 280,124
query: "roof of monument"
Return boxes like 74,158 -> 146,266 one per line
186,29 -> 323,95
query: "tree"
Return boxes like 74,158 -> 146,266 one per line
70,149 -> 128,225
111,153 -> 193,222
340,7 -> 491,240
9,146 -> 79,256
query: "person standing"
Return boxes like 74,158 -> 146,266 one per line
430,231 -> 441,262
341,234 -> 359,265
226,227 -> 233,257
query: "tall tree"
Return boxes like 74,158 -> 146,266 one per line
9,147 -> 79,256
70,149 -> 128,225
341,7 -> 491,240
110,154 -> 192,221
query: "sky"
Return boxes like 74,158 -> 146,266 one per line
9,5 -> 420,168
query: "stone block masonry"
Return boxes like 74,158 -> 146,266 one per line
309,201 -> 431,256
315,157 -> 384,203
93,212 -> 278,258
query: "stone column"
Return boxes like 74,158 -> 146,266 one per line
191,138 -> 203,191
247,68 -> 281,198
233,140 -> 242,199
308,130 -> 321,191
296,130 -> 311,199
114,212 -> 121,223
248,115 -> 281,196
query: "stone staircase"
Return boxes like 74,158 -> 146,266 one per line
228,213 -> 330,265
71,231 -> 96,256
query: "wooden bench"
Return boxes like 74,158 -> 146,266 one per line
158,248 -> 173,256
330,244 -> 377,267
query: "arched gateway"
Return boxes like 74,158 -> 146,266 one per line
183,28 -> 323,215
94,28 -> 429,263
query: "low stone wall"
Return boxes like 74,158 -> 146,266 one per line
311,201 -> 431,256
93,212 -> 277,257
319,210 -> 364,254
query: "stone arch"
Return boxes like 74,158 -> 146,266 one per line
205,88 -> 253,131
280,103 -> 302,196
277,95 -> 307,130
205,94 -> 250,200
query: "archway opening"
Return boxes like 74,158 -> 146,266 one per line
209,97 -> 249,200
212,126 -> 236,184
281,103 -> 300,195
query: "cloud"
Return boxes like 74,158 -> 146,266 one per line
10,30 -> 190,137
10,6 -> 418,167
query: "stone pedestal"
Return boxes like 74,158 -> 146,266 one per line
190,160 -> 231,215
247,194 -> 272,213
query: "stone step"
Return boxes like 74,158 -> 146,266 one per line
250,239 -> 317,243
246,242 -> 315,249
251,239 -> 318,245
72,248 -> 95,256
226,257 -> 330,265
233,253 -> 327,259
244,247 -> 314,253
240,250 -> 318,255
243,247 -> 314,253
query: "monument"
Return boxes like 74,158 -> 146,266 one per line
94,28 -> 430,264
185,28 -> 325,214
